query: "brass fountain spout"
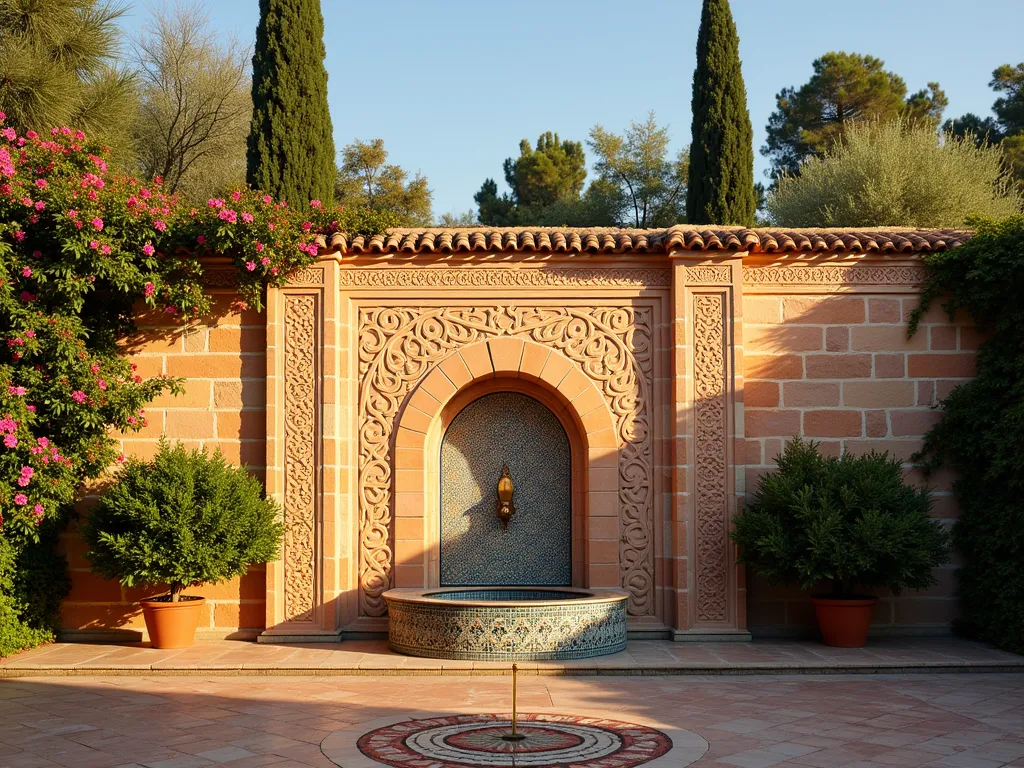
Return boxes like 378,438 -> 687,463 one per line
496,465 -> 515,529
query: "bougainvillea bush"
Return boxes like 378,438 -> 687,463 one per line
0,114 -> 394,655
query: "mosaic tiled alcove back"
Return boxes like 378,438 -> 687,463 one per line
440,392 -> 571,585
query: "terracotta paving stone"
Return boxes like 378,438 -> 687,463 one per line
3,670 -> 1024,767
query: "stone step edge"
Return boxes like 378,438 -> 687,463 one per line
2,662 -> 1022,678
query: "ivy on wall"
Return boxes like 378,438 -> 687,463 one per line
911,215 -> 1024,654
0,117 -> 393,656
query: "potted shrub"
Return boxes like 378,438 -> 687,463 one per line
83,440 -> 283,649
731,438 -> 950,647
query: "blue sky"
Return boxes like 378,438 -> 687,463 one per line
119,0 -> 1024,219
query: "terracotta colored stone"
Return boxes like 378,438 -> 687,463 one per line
745,409 -> 800,438
784,381 -> 840,407
825,326 -> 849,352
874,353 -> 906,378
783,296 -> 865,324
744,381 -> 779,407
744,354 -> 803,380
805,354 -> 872,379
803,410 -> 862,438
908,353 -> 976,378
843,381 -> 915,407
868,298 -> 902,324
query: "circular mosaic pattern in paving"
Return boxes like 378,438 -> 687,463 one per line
322,713 -> 700,768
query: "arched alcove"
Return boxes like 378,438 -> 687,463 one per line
439,391 -> 572,586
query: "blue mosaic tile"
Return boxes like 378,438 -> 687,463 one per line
440,392 -> 571,586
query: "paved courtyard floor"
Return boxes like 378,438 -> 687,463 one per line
2,672 -> 1024,768
2,638 -> 1022,676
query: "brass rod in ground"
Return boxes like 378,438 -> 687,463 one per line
511,663 -> 518,736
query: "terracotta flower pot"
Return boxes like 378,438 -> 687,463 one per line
141,596 -> 205,649
812,595 -> 878,648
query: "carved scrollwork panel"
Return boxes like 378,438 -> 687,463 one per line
283,295 -> 318,623
339,267 -> 670,288
692,293 -> 728,623
743,265 -> 926,287
356,306 -> 656,618
684,265 -> 732,285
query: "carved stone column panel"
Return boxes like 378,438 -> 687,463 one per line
669,258 -> 748,639
262,266 -> 335,639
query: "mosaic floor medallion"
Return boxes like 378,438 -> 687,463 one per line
321,712 -> 708,768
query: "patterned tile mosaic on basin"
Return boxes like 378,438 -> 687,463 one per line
385,592 -> 628,660
440,392 -> 571,586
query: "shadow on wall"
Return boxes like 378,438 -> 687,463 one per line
737,290 -> 976,638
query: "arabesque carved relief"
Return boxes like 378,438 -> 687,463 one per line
692,293 -> 728,623
357,306 -> 655,618
283,295 -> 318,623
684,265 -> 732,285
743,265 -> 926,287
339,267 -> 670,289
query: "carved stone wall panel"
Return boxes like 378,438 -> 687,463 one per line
283,294 -> 318,623
288,267 -> 325,286
356,306 -> 655,618
692,293 -> 728,624
339,267 -> 670,289
684,265 -> 732,285
743,265 -> 926,287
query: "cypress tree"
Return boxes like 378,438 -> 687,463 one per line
247,0 -> 336,206
687,0 -> 755,226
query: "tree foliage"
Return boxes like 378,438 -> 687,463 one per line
335,138 -> 432,227
588,112 -> 689,228
945,63 -> 1024,190
910,215 -> 1024,653
83,440 -> 283,600
131,2 -> 251,202
474,133 -> 586,225
762,52 -> 947,178
0,0 -> 137,159
687,0 -> 754,226
767,120 -> 1020,228
247,0 -> 335,207
731,438 -> 949,597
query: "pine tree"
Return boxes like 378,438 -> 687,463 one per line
247,0 -> 335,206
686,0 -> 755,226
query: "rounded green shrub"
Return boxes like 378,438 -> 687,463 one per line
731,437 -> 950,597
83,440 -> 283,600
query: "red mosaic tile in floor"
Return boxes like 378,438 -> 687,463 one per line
1,674 -> 1024,768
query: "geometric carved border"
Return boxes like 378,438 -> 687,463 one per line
692,293 -> 729,623
339,267 -> 670,288
743,265 -> 926,287
282,294 -> 319,623
356,305 -> 656,618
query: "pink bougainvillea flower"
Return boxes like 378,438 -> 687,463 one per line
91,217 -> 103,230
37,437 -> 49,448
8,385 -> 26,395
34,178 -> 47,188
100,244 -> 111,255
310,199 -> 322,209
261,256 -> 271,266
241,212 -> 254,224
71,390 -> 86,403
26,405 -> 35,413
97,379 -> 107,391
4,434 -> 17,448
13,493 -> 27,506
153,219 -> 167,231
2,127 -> 15,141
302,221 -> 312,232
267,222 -> 275,231
140,187 -> 152,199
33,504 -> 44,516
116,454 -> 126,464
231,190 -> 242,201
144,282 -> 155,297
245,261 -> 257,271
90,363 -> 100,373
14,230 -> 25,241
17,475 -> 30,487
66,209 -> 77,219
21,266 -> 31,277
34,200 -> 44,211
208,198 -> 224,208
255,242 -> 264,252
196,235 -> 206,245
262,195 -> 272,204
89,240 -> 98,249
25,330 -> 34,338
142,243 -> 155,256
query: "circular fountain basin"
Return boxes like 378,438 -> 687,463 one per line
383,587 -> 628,660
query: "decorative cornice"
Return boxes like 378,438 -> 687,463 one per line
743,264 -> 927,287
338,267 -> 670,288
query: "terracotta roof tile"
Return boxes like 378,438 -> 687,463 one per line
321,226 -> 970,256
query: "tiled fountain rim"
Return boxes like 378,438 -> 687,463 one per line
383,587 -> 630,607
319,708 -> 709,768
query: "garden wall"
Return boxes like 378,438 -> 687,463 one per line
741,291 -> 975,636
59,291 -> 269,640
